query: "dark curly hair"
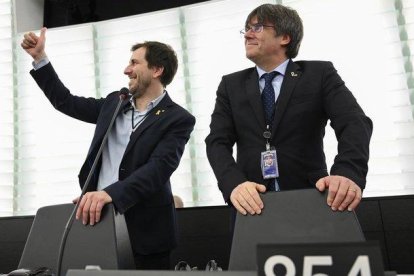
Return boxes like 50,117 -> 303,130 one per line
131,41 -> 178,87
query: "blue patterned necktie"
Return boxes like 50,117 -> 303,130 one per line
261,71 -> 279,125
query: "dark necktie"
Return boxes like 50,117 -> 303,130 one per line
261,72 -> 278,125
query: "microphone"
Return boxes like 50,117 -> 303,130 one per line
119,88 -> 134,114
56,88 -> 129,276
119,87 -> 129,100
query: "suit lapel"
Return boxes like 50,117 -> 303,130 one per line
271,61 -> 302,137
245,69 -> 266,128
124,93 -> 174,156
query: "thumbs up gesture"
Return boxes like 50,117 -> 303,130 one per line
21,27 -> 47,63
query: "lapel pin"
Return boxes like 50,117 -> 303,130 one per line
155,109 -> 165,115
291,72 -> 298,77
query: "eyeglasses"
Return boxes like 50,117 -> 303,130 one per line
240,23 -> 275,35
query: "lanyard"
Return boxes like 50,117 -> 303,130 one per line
131,106 -> 155,131
263,125 -> 272,151
264,102 -> 277,126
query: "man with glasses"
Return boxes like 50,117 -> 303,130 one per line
21,28 -> 195,269
206,4 -> 372,216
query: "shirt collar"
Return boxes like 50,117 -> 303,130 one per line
129,91 -> 166,112
256,58 -> 290,79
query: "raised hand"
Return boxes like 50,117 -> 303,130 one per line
21,27 -> 47,62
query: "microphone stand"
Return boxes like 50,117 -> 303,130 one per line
56,89 -> 129,276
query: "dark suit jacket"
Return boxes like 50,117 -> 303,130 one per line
31,63 -> 196,255
205,60 -> 373,203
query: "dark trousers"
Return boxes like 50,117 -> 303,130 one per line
134,251 -> 171,270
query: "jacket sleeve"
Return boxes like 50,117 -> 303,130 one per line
205,77 -> 247,203
322,62 -> 373,189
30,62 -> 104,124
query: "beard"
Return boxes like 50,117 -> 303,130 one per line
129,86 -> 143,98
129,75 -> 151,98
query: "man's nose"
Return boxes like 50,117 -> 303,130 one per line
244,30 -> 255,39
124,66 -> 131,75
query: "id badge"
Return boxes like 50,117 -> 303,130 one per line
261,150 -> 279,179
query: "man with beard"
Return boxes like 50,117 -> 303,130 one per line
21,28 -> 195,270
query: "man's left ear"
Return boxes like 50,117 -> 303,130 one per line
280,34 -> 291,46
153,66 -> 164,79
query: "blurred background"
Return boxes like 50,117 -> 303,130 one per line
1,0 -> 413,216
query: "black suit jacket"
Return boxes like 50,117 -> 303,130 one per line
31,63 -> 195,255
205,60 -> 373,203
